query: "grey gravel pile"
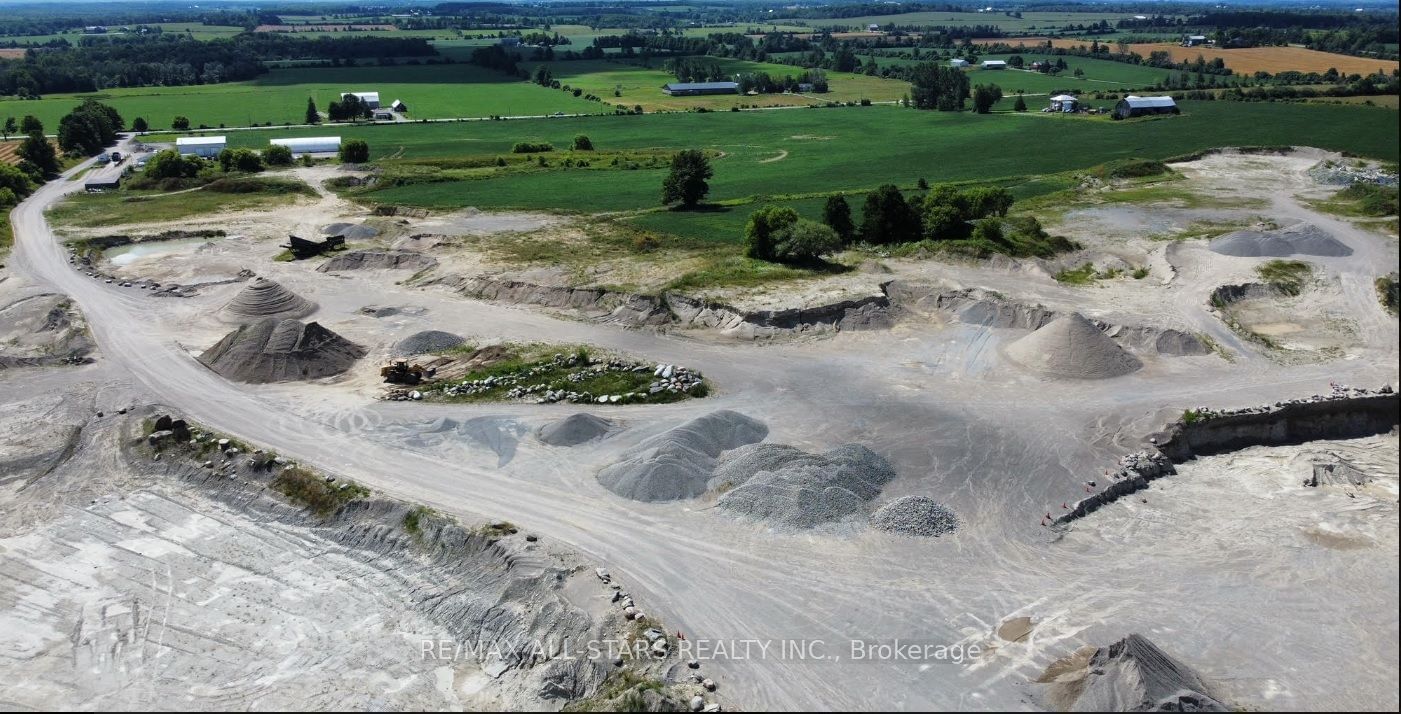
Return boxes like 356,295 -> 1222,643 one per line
538,413 -> 615,447
220,277 -> 316,322
708,443 -> 817,491
870,496 -> 959,537
1053,634 -> 1229,712
1005,313 -> 1142,380
715,444 -> 896,529
321,222 -> 380,241
596,410 -> 768,502
1209,222 -> 1352,258
392,330 -> 466,356
199,319 -> 365,383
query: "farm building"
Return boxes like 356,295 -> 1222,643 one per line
175,136 -> 226,157
270,136 -> 341,156
373,110 -> 395,121
340,91 -> 380,109
867,23 -> 881,31
950,58 -> 969,68
1049,94 -> 1079,112
981,60 -> 1007,70
662,81 -> 739,96
499,37 -> 521,47
390,99 -> 407,112
1182,34 -> 1209,47
83,168 -> 122,191
1113,96 -> 1179,119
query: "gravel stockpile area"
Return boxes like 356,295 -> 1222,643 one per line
1005,313 -> 1143,380
869,496 -> 959,537
220,278 -> 317,322
1209,222 -> 1353,258
392,330 -> 466,356
538,413 -> 616,447
596,410 -> 768,502
715,444 -> 897,530
708,443 -> 819,491
1041,634 -> 1229,712
1307,160 -> 1398,187
321,222 -> 380,241
199,319 -> 365,383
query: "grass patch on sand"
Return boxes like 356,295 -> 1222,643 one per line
47,176 -> 314,228
1309,182 -> 1400,218
1256,259 -> 1313,296
1377,273 -> 1399,315
272,466 -> 371,517
423,343 -> 707,405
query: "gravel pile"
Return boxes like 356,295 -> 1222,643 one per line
708,443 -> 818,491
1004,313 -> 1142,380
596,410 -> 768,501
317,250 -> 437,273
715,444 -> 896,529
1043,634 -> 1228,712
1209,222 -> 1352,258
220,277 -> 317,322
321,222 -> 380,241
870,496 -> 959,537
199,319 -> 365,383
392,330 -> 466,356
537,413 -> 616,447
1307,160 -> 1398,187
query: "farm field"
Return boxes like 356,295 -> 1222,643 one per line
168,100 -> 1399,242
859,52 -> 1176,94
0,22 -> 244,45
537,58 -> 910,110
993,38 -> 1400,75
774,11 -> 1159,32
0,64 -> 605,132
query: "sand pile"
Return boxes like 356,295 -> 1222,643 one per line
220,278 -> 317,322
317,250 -> 438,273
392,330 -> 466,356
715,444 -> 896,529
1210,223 -> 1352,258
538,413 -> 616,447
1040,634 -> 1228,712
596,410 -> 768,501
870,496 -> 959,537
322,222 -> 380,241
1005,313 -> 1143,379
199,319 -> 365,383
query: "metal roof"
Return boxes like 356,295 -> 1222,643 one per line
1122,95 -> 1176,108
664,82 -> 738,90
1050,94 -> 1078,102
271,136 -> 341,147
981,60 -> 1006,66
176,136 -> 226,146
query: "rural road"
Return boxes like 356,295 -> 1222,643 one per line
8,143 -> 1398,710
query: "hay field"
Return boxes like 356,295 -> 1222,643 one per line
990,38 -> 1399,75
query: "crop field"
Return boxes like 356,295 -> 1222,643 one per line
537,58 -> 910,110
173,100 -> 1398,243
773,11 -> 1159,32
857,52 -> 1176,94
0,23 -> 245,45
993,38 -> 1400,76
0,64 -> 605,132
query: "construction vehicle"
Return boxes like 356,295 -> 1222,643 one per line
381,359 -> 426,385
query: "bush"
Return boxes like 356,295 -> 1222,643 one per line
142,149 -> 204,180
171,115 -> 190,130
217,147 -> 264,173
339,139 -> 370,163
773,219 -> 843,263
744,205 -> 798,261
572,134 -> 594,151
263,144 -> 294,166
511,141 -> 554,154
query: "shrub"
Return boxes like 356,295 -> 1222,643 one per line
512,141 -> 554,153
744,204 -> 799,261
263,144 -> 294,166
339,139 -> 370,163
572,134 -> 594,151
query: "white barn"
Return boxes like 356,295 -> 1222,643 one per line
981,60 -> 1008,70
270,136 -> 342,156
175,136 -> 226,157
950,58 -> 969,68
340,91 -> 380,109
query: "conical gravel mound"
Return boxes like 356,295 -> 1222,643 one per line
199,318 -> 365,383
220,277 -> 317,322
1004,313 -> 1142,379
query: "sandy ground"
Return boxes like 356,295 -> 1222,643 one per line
2,142 -> 1398,710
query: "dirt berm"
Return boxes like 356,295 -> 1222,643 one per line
316,249 -> 438,272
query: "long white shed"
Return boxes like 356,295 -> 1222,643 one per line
175,136 -> 226,157
270,136 -> 342,155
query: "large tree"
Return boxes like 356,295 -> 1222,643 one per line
744,205 -> 798,261
661,149 -> 712,208
339,139 -> 369,163
860,184 -> 922,244
971,84 -> 1003,114
18,130 -> 61,177
909,63 -> 970,111
1,117 -> 15,141
822,194 -> 855,243
305,97 -> 320,124
57,98 -> 123,156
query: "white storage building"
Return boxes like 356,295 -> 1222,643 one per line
341,91 -> 380,108
981,60 -> 1007,70
950,58 -> 969,68
270,136 -> 342,156
175,136 -> 226,157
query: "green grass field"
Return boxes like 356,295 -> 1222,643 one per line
858,52 -> 1178,95
537,57 -> 910,110
772,11 -> 1163,33
1,64 -> 606,132
165,100 -> 1398,244
1,23 -> 244,45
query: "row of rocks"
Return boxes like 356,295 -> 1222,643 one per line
1182,383 -> 1393,422
429,352 -> 705,405
1307,159 -> 1398,187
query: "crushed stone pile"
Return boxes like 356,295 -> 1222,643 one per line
708,443 -> 821,491
392,330 -> 466,356
869,496 -> 959,537
1005,313 -> 1143,379
1209,222 -> 1352,258
321,222 -> 380,241
1041,634 -> 1228,712
715,444 -> 897,529
199,319 -> 365,383
220,277 -> 317,322
596,410 -> 768,501
317,249 -> 438,273
537,413 -> 616,447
